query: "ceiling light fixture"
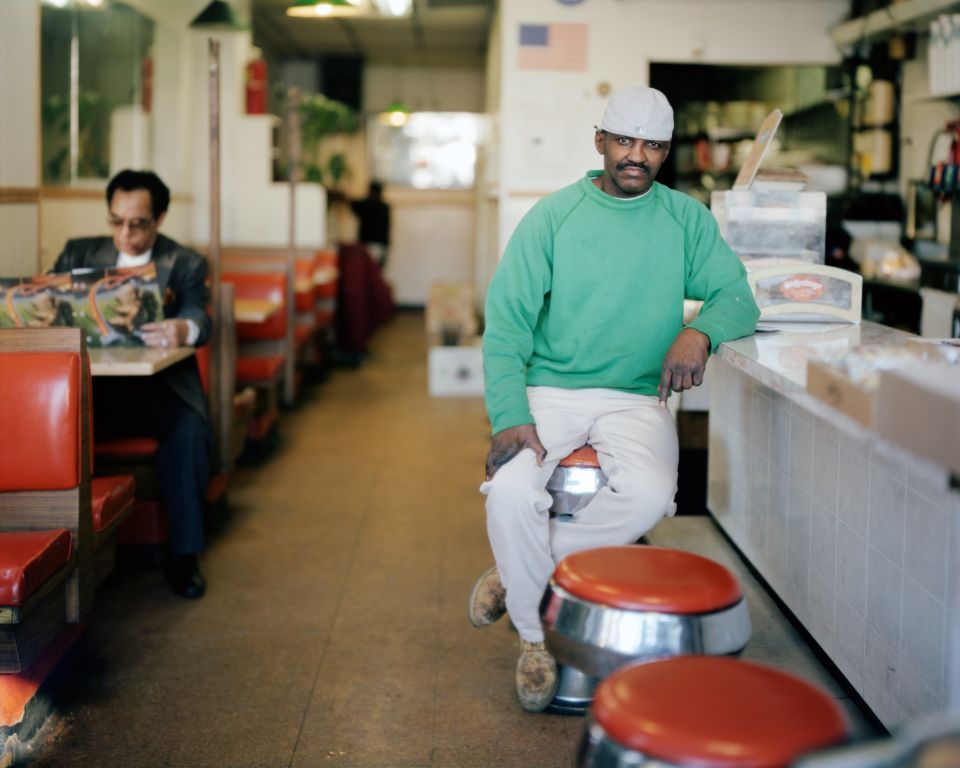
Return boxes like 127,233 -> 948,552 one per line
286,0 -> 365,18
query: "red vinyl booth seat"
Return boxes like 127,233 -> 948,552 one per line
0,352 -> 81,492
313,249 -> 338,292
90,475 -> 136,533
316,282 -> 337,300
0,530 -> 73,607
235,355 -> 284,383
294,324 -> 313,347
94,437 -> 160,460
222,272 -> 288,341
294,260 -> 315,313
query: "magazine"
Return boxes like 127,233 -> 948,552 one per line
0,273 -> 76,330
0,264 -> 164,347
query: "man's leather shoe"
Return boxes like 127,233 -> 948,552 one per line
169,554 -> 206,599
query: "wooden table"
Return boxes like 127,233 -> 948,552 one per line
89,346 -> 194,376
234,298 -> 281,323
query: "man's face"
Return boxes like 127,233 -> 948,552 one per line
594,130 -> 670,198
108,188 -> 163,256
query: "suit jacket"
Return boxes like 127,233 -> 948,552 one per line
54,234 -> 212,421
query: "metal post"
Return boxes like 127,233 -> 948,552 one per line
284,86 -> 300,406
207,38 -> 228,472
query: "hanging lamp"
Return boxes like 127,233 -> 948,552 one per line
286,0 -> 365,18
189,0 -> 245,29
380,99 -> 410,127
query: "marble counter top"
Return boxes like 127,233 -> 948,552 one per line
715,320 -> 914,394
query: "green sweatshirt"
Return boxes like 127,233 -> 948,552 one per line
483,171 -> 759,435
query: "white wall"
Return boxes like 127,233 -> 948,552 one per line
360,64 -> 486,304
0,0 -> 40,277
493,0 -> 850,263
35,14 -> 326,259
384,188 -> 476,306
186,30 -> 326,249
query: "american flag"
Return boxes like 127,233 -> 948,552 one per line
517,23 -> 588,71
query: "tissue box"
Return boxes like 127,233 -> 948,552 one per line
428,342 -> 484,397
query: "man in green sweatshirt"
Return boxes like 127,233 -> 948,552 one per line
467,85 -> 760,712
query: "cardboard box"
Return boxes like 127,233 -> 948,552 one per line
426,282 -> 478,345
806,359 -> 878,427
428,342 -> 483,397
877,362 -> 960,475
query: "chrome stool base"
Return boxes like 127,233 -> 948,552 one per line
541,583 -> 752,679
546,665 -> 599,716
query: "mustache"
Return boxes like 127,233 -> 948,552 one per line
616,161 -> 650,173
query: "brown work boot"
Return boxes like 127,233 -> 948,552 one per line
468,566 -> 506,627
515,639 -> 558,712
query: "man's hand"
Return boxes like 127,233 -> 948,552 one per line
485,424 -> 546,480
140,319 -> 189,349
658,327 -> 710,405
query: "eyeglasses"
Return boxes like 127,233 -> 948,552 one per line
107,216 -> 154,232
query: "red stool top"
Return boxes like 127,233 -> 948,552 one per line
554,546 -> 742,613
559,446 -> 601,468
593,656 -> 848,767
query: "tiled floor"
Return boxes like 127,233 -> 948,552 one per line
27,312 -> 884,767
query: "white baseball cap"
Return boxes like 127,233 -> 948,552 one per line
598,86 -> 674,142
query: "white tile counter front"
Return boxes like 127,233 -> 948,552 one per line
707,320 -> 960,729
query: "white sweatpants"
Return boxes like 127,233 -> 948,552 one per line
479,387 -> 679,642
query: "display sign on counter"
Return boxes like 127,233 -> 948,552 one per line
747,263 -> 862,323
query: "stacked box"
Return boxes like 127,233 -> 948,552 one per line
426,282 -> 478,346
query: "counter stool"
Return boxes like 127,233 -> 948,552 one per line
542,444 -> 609,712
547,445 -> 608,517
540,447 -> 752,714
577,656 -> 849,767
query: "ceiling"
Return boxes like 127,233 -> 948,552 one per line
251,0 -> 494,67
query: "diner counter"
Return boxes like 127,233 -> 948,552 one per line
706,321 -> 959,730
717,320 -> 912,393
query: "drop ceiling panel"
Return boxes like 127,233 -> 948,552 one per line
252,0 -> 491,66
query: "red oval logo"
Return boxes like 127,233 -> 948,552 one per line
780,275 -> 824,302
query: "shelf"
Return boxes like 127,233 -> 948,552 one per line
910,90 -> 960,103
781,92 -> 850,120
676,169 -> 738,177
831,0 -> 960,46
675,130 -> 754,143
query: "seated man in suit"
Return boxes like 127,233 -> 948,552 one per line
54,169 -> 211,598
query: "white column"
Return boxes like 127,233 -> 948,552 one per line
0,0 -> 40,276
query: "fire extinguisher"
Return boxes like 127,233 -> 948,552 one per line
141,53 -> 153,114
246,52 -> 267,115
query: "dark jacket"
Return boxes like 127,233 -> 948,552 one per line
54,234 -> 211,420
